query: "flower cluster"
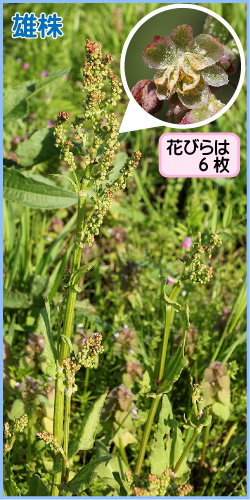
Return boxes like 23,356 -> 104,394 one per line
54,111 -> 76,172
85,151 -> 141,245
4,414 -> 28,438
178,483 -> 193,496
53,40 -> 141,248
125,469 -> 190,496
182,231 -> 222,284
36,431 -> 64,455
63,333 -> 104,395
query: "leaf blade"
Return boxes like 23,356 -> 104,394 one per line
3,167 -> 78,210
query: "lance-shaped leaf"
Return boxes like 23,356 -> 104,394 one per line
3,167 -> 78,210
69,392 -> 107,457
69,257 -> 99,288
38,301 -> 57,379
3,67 -> 70,121
57,455 -> 112,494
149,395 -> 190,479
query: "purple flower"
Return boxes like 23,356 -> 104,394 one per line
15,382 -> 20,388
32,385 -> 37,390
114,333 -> 120,339
22,62 -> 30,70
63,73 -> 69,79
131,408 -> 138,415
181,236 -> 192,249
129,349 -> 134,356
40,71 -> 49,78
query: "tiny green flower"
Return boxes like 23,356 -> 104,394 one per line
143,25 -> 228,110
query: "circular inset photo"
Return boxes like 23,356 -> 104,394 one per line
122,5 -> 245,127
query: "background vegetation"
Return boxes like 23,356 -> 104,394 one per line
3,3 -> 247,496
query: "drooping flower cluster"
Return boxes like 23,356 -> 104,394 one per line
54,111 -> 76,172
182,231 -> 222,284
125,469 -> 191,496
53,40 -> 141,248
63,333 -> 104,395
84,151 -> 141,245
36,431 -> 64,456
3,414 -> 28,457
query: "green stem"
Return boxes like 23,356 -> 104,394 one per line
134,394 -> 161,475
200,423 -> 211,468
174,428 -> 200,474
62,393 -> 71,482
118,436 -> 129,468
134,282 -> 181,476
52,183 -> 89,496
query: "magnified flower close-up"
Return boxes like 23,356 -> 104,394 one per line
132,23 -> 240,124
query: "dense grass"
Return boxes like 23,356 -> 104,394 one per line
3,3 -> 247,496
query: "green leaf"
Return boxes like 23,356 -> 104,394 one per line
69,258 -> 99,288
149,395 -> 190,478
163,290 -> 182,312
38,302 -> 57,379
33,67 -> 71,94
58,455 -> 112,494
159,337 -> 188,395
223,204 -> 233,229
69,392 -> 107,456
3,478 -> 21,496
212,402 -> 230,421
15,128 -> 58,167
96,455 -> 129,494
3,81 -> 36,121
3,167 -> 78,209
38,394 -> 53,409
60,335 -> 73,353
139,370 -> 151,396
3,68 -> 70,121
27,475 -> 50,496
9,399 -> 25,420
3,289 -> 29,309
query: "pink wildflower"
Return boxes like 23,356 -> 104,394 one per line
181,236 -> 192,249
